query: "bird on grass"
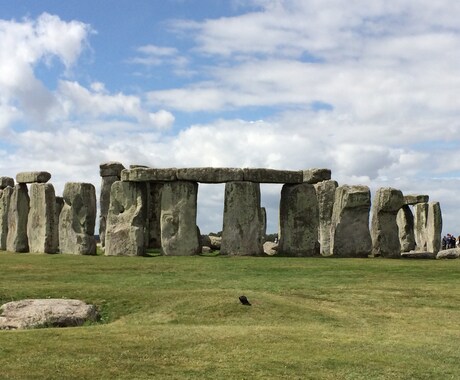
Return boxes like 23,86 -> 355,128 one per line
239,295 -> 251,306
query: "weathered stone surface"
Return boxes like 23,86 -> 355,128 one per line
160,181 -> 200,256
177,167 -> 244,183
0,187 -> 13,250
200,235 -> 222,250
6,184 -> 30,253
121,167 -> 177,182
302,168 -> 332,184
129,164 -> 150,169
105,181 -> 146,256
59,183 -> 96,255
314,180 -> 338,256
260,206 -> 267,239
371,187 -> 404,258
201,246 -> 212,254
413,203 -> 428,251
403,194 -> 429,205
397,205 -> 416,252
27,183 -> 57,254
221,181 -> 264,256
16,171 -> 51,184
146,182 -> 162,249
278,183 -> 319,256
436,248 -> 460,259
330,185 -> 372,257
99,161 -> 125,177
401,251 -> 436,259
263,241 -> 278,255
0,299 -> 99,330
243,168 -> 303,183
99,175 -> 119,247
55,196 -> 64,252
0,177 -> 14,189
426,202 -> 442,254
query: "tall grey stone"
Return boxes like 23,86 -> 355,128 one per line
260,207 -> 267,240
54,197 -> 64,253
27,183 -> 57,254
0,187 -> 13,250
160,181 -> 200,256
413,202 -> 428,251
105,181 -> 147,256
426,202 -> 442,253
371,187 -> 404,258
59,183 -> 96,255
221,181 -> 264,256
99,162 -> 125,247
314,180 -> 338,256
330,185 -> 372,257
397,205 -> 416,252
6,184 -> 30,253
278,183 -> 319,256
145,182 -> 162,249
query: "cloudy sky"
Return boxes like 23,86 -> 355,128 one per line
1,0 -> 459,235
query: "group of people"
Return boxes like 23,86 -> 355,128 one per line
441,234 -> 460,250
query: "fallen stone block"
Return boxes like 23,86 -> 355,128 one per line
0,299 -> 99,330
436,248 -> 460,259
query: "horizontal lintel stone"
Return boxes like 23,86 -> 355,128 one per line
302,168 -> 332,184
243,168 -> 303,183
100,162 -> 125,177
16,171 -> 51,184
121,168 -> 177,182
404,194 -> 429,205
176,168 -> 243,183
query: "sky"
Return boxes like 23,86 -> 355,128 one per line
1,0 -> 459,235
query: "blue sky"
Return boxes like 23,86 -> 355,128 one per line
1,0 -> 460,235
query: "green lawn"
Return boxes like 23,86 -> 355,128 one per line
0,252 -> 459,379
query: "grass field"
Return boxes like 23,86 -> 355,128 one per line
0,252 -> 459,379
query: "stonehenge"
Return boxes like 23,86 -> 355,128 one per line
0,164 -> 444,258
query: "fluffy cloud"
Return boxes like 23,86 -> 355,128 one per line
2,3 -> 460,235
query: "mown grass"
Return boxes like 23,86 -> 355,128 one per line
0,252 -> 459,379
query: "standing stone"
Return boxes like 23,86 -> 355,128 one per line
278,183 -> 319,256
27,183 -> 57,254
59,183 -> 96,255
330,185 -> 372,257
371,188 -> 404,258
105,181 -> 147,256
260,207 -> 267,240
221,181 -> 264,256
397,205 -> 416,252
0,187 -> 14,250
314,180 -> 338,256
426,202 -> 442,254
413,202 -> 428,251
146,182 -> 162,249
99,162 -> 125,247
6,184 -> 30,253
54,197 -> 64,253
160,181 -> 200,256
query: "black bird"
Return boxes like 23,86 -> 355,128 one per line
239,295 -> 251,306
